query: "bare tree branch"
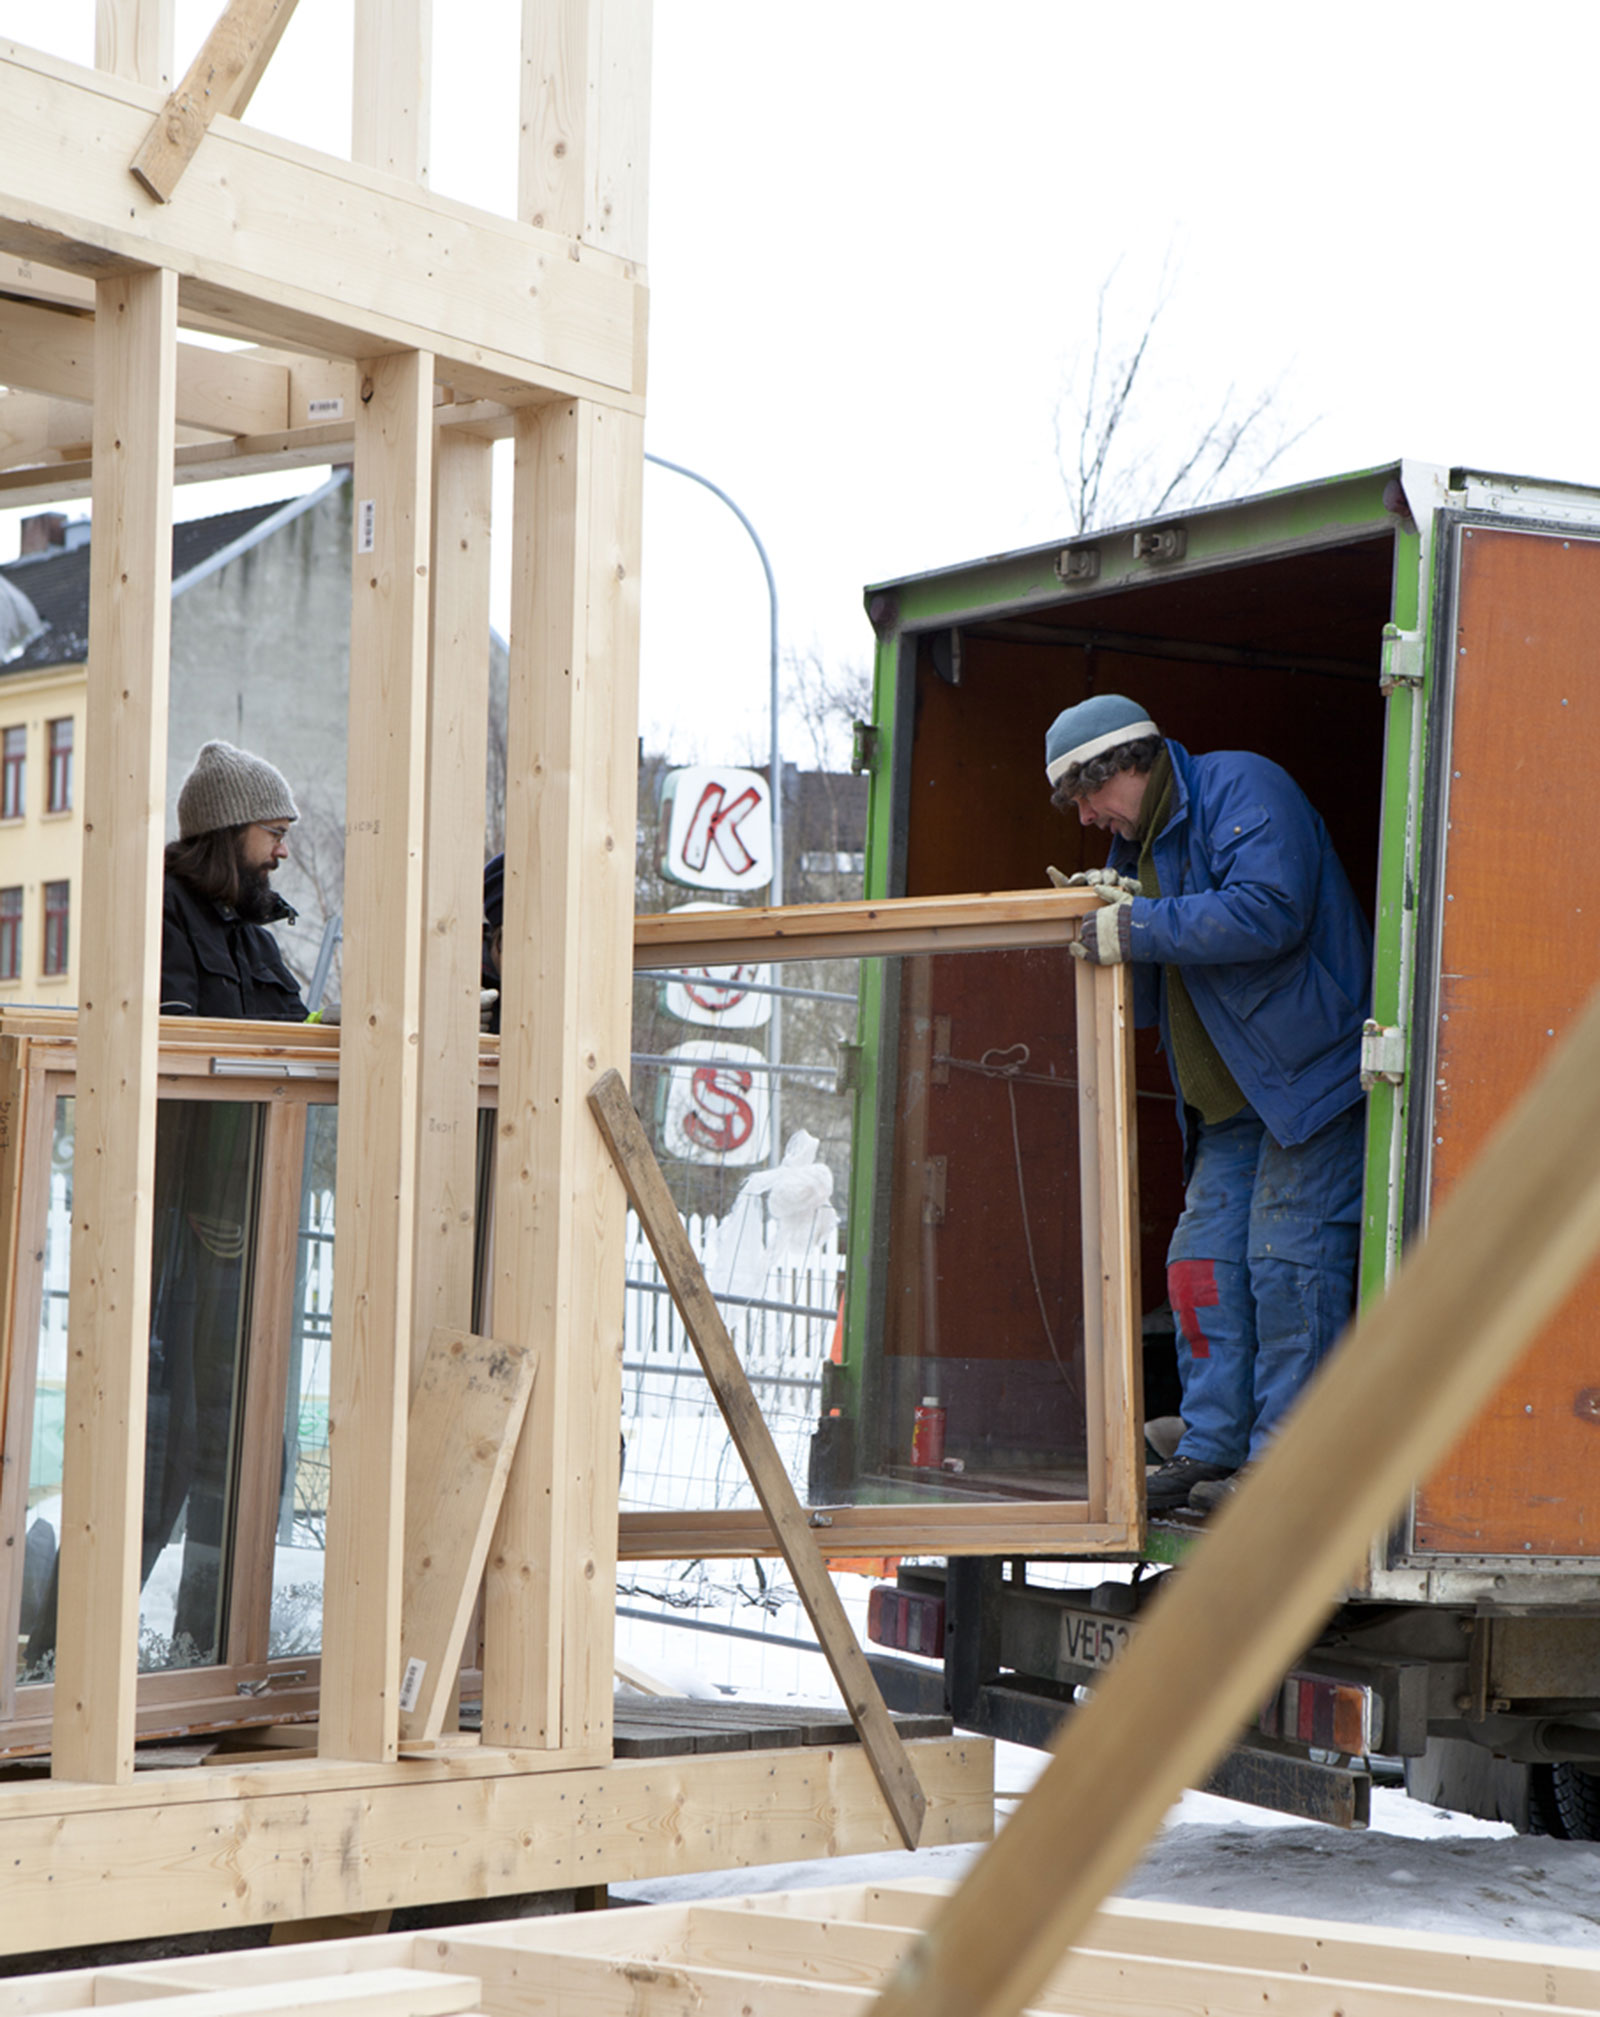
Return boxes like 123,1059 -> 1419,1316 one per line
1054,262 -> 1317,533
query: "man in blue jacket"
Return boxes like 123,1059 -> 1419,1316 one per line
1046,693 -> 1371,1513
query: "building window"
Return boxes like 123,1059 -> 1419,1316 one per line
47,718 -> 72,814
42,880 -> 68,977
0,888 -> 20,982
1,726 -> 23,820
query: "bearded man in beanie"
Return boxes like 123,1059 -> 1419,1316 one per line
1045,695 -> 1371,1514
161,740 -> 309,1020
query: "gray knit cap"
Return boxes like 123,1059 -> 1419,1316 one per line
177,740 -> 298,839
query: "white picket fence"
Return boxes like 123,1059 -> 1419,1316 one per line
621,1208 -> 844,1511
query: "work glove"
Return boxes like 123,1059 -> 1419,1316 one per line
1047,865 -> 1141,895
1069,882 -> 1134,964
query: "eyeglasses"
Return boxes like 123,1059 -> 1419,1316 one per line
254,823 -> 292,844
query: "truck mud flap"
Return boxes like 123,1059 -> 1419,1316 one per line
1200,1749 -> 1371,1828
866,1650 -> 951,1718
968,1683 -> 1371,1827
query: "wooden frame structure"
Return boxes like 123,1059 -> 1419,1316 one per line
0,1 -> 1003,1957
11,1878 -> 1600,2014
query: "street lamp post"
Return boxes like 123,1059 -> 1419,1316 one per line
644,453 -> 784,1160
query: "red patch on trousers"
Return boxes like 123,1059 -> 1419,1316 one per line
1169,1257 -> 1220,1359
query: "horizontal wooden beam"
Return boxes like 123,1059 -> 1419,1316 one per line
0,399 -> 527,510
0,40 -> 644,402
633,888 -> 1096,968
619,1508 -> 1127,1559
0,292 -> 290,433
0,1738 -> 991,1953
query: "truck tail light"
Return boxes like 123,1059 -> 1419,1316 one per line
867,1584 -> 945,1659
1259,1672 -> 1380,1756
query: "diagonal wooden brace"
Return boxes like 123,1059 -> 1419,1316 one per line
130,0 -> 302,203
588,1068 -> 927,1849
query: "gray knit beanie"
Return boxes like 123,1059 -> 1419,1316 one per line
177,741 -> 299,839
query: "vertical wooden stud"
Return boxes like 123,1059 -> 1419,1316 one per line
412,430 -> 493,1382
1073,961 -> 1106,1521
319,350 -> 433,1763
1077,961 -> 1141,1532
519,0 -> 652,264
1094,965 -> 1142,1532
484,398 -> 641,1751
353,0 -> 433,184
227,1099 -> 309,1666
96,0 -> 174,87
52,268 -> 177,1784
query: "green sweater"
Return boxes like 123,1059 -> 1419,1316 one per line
1135,750 -> 1244,1126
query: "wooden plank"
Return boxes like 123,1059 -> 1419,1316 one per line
588,1069 -> 927,1850
51,266 -> 178,1787
519,0 -> 652,266
74,1972 -> 481,2017
1092,964 -> 1141,1531
319,350 -> 433,1766
619,1509 -> 1124,1558
96,0 -> 174,89
521,1903 -> 1600,2017
225,1099 -> 308,1665
483,401 -> 639,1755
0,1037 -> 31,1490
353,0 -> 432,185
412,427 -> 493,1383
1072,961 -> 1106,1521
0,297 -> 292,436
0,43 -> 644,401
0,391 -> 96,471
633,888 -> 1098,969
0,1739 -> 990,1953
869,976 -> 1600,2017
129,0 -> 302,203
398,1328 -> 535,1743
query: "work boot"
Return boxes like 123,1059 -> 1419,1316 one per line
1145,1454 -> 1235,1513
1187,1471 -> 1241,1513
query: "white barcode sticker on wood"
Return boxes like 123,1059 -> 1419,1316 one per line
357,498 -> 376,552
399,1657 -> 426,1712
308,396 -> 345,419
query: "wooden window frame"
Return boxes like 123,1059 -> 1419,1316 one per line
623,889 -> 1145,1560
0,1022 -> 340,1751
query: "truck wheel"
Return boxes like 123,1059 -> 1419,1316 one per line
1527,1762 -> 1600,1840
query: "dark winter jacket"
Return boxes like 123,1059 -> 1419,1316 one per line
160,873 -> 308,1021
1106,739 -> 1371,1150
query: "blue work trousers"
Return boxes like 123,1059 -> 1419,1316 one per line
1167,1102 -> 1365,1469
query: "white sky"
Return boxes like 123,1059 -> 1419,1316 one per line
3,2 -> 1599,763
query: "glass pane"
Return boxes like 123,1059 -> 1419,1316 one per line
270,1102 -> 336,1656
622,945 -> 1097,1517
20,1099 -> 264,1681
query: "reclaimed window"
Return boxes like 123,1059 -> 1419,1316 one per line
46,718 -> 72,814
41,880 -> 68,976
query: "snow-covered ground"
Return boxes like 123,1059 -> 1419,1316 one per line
612,1588 -> 1600,1951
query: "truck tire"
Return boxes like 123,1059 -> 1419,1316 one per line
1527,1763 -> 1600,1840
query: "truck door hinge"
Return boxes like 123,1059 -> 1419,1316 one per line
1360,1020 -> 1406,1090
1379,623 -> 1424,695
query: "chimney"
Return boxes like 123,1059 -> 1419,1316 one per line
19,512 -> 67,557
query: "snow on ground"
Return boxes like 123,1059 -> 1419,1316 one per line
615,1751 -> 1600,1949
613,1590 -> 1600,1950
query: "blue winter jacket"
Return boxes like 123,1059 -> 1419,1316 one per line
1105,740 -> 1371,1150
